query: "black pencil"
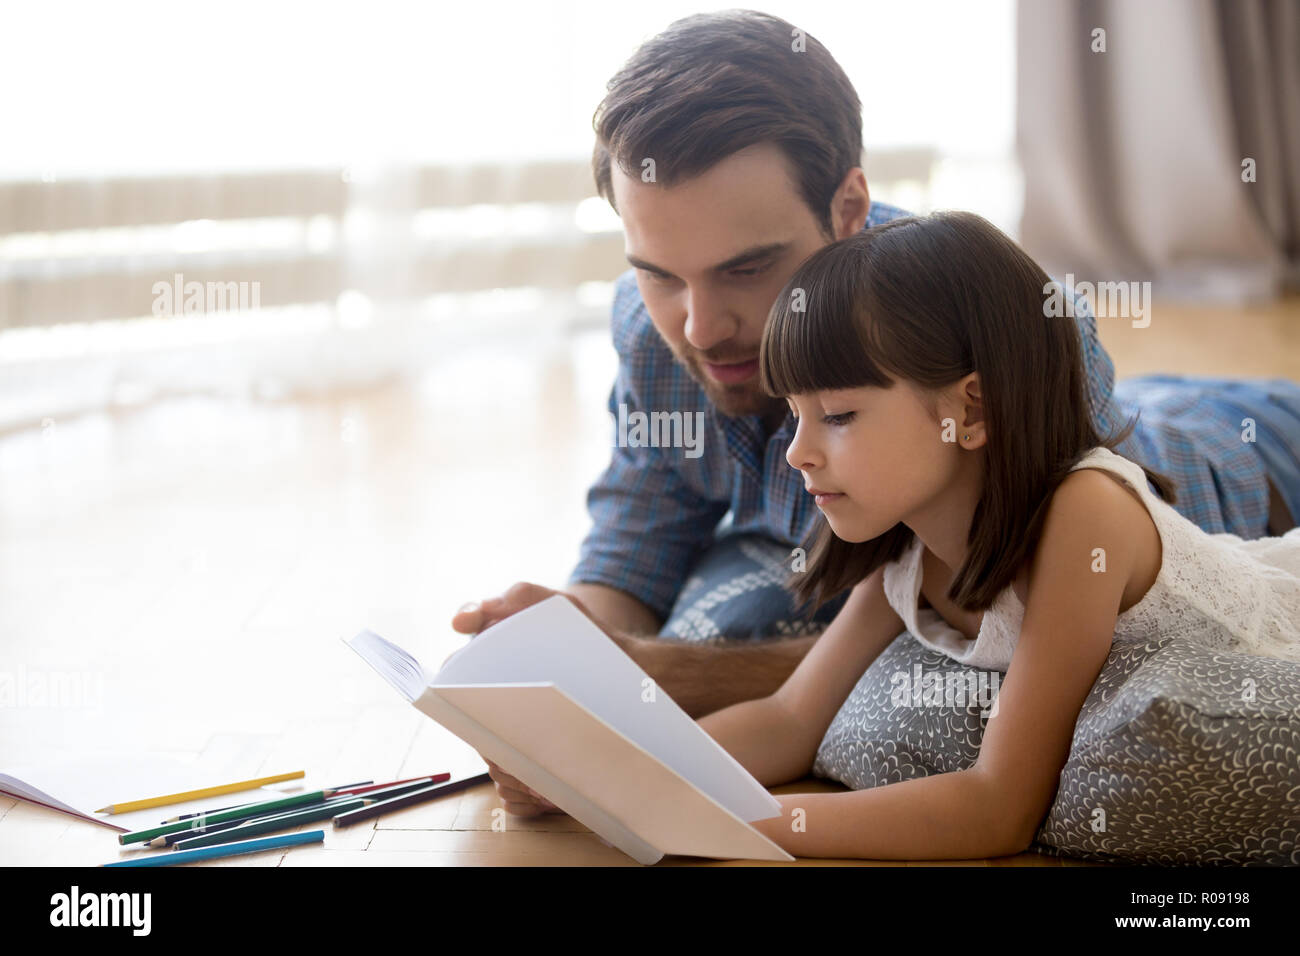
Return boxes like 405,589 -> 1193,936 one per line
332,772 -> 492,828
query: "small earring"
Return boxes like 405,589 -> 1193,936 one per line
962,434 -> 971,441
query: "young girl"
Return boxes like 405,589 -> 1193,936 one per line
474,211 -> 1300,861
691,210 -> 1300,861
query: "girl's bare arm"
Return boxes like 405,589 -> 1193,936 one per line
747,468 -> 1143,859
697,565 -> 906,787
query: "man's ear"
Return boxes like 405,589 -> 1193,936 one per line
831,166 -> 870,240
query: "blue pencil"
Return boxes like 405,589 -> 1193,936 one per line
102,830 -> 323,866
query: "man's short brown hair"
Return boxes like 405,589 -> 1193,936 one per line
591,9 -> 864,239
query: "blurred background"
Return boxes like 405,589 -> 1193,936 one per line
1,1 -> 1295,770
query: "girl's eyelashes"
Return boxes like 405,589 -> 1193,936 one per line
786,404 -> 855,427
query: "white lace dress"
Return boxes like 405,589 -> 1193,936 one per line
881,445 -> 1300,671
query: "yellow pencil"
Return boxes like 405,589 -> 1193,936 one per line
94,770 -> 306,814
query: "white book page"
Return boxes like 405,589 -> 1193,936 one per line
433,595 -> 782,824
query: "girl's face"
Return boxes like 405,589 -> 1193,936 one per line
784,378 -> 969,543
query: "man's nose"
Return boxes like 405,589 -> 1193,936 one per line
683,286 -> 738,352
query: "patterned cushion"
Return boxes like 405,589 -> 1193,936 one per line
658,532 -> 847,640
813,631 -> 1300,865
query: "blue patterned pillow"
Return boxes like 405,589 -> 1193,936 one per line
659,532 -> 846,641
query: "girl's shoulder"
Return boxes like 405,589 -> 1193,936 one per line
1037,447 -> 1163,614
1060,447 -> 1152,509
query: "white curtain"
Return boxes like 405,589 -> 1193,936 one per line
1017,0 -> 1300,303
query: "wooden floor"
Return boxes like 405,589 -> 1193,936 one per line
1,297 -> 1296,867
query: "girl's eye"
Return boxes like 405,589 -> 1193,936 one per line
823,412 -> 856,426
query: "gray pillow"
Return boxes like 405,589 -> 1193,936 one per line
813,631 -> 1300,865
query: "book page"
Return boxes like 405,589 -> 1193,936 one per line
432,595 -> 782,824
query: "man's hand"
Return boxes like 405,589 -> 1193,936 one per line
450,581 -> 604,637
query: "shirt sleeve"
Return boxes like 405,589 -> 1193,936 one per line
567,362 -> 730,624
1068,284 -> 1123,440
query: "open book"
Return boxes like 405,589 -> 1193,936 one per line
343,595 -> 793,865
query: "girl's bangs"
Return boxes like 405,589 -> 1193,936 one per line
759,251 -> 895,399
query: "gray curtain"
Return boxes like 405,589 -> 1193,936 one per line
1017,0 -> 1300,303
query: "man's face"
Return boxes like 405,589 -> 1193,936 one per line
611,142 -> 864,419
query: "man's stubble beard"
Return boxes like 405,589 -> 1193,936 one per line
670,346 -> 785,421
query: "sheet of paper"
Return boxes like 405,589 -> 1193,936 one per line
0,748 -> 300,833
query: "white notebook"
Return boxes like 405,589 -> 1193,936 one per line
344,595 -> 793,865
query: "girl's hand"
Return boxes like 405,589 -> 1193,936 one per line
486,759 -> 563,816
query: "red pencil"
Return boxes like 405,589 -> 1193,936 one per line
332,774 -> 450,796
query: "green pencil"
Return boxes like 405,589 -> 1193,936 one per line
148,792 -> 362,846
170,798 -> 368,850
120,789 -> 343,845
164,779 -> 373,822
148,780 -> 438,846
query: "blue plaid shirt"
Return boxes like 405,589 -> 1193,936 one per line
569,201 -> 1270,620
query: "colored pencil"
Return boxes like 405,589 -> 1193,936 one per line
332,773 -> 449,796
165,779 -> 373,821
147,781 -> 436,846
95,770 -> 305,814
149,793 -> 371,847
332,772 -> 492,828
121,789 -> 346,845
171,798 -> 367,850
103,830 -> 324,867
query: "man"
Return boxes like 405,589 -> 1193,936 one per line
451,10 -> 1300,815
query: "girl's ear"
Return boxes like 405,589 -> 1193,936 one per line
957,372 -> 986,449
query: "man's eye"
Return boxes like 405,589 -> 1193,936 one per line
730,263 -> 770,278
823,412 -> 856,426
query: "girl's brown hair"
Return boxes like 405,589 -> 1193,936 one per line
759,211 -> 1176,615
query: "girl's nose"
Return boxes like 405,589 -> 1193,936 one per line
785,423 -> 819,472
